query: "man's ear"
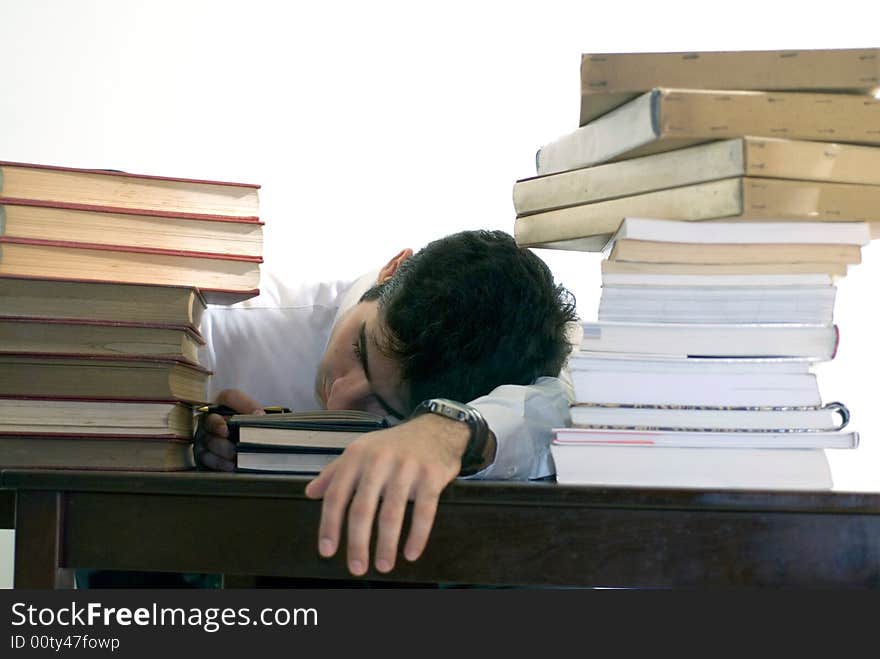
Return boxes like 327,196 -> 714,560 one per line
376,248 -> 413,283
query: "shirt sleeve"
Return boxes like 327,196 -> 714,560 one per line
462,374 -> 574,481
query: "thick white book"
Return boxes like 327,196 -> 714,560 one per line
568,353 -> 813,375
612,218 -> 871,246
579,322 -> 839,360
569,403 -> 848,432
553,427 -> 858,449
569,370 -> 820,407
601,272 -> 835,287
597,285 -> 837,325
550,444 -> 834,490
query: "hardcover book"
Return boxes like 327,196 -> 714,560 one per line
0,197 -> 264,257
578,48 -> 880,124
537,88 -> 880,176
514,137 -> 880,217
228,409 -> 389,474
0,160 -> 260,217
514,178 -> 880,251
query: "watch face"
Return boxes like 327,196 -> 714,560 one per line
426,399 -> 468,420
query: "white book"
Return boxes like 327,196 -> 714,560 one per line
550,444 -> 833,490
569,370 -> 821,407
553,427 -> 858,449
612,218 -> 871,246
568,353 -> 813,375
569,403 -> 848,432
597,285 -> 836,325
601,272 -> 835,287
579,322 -> 839,360
236,451 -> 338,474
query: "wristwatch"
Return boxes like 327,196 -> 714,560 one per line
411,398 -> 490,476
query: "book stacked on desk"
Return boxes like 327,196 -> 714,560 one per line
509,47 -> 879,489
513,47 -> 880,251
0,161 -> 264,471
228,410 -> 389,473
553,217 -> 866,490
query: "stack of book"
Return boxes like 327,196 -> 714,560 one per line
514,48 -> 880,251
556,217 -> 863,489
0,161 -> 262,470
229,410 -> 389,474
510,47 -> 880,489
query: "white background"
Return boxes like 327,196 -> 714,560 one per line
1,0 -> 879,584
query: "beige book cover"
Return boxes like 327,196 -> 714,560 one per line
515,137 -> 880,216
514,177 -> 880,251
538,88 -> 880,176
580,48 -> 880,125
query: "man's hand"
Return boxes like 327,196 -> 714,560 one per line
194,388 -> 263,471
304,413 -> 475,576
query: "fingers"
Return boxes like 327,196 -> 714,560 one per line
313,457 -> 361,562
403,485 -> 442,563
195,445 -> 235,472
194,412 -> 235,471
345,458 -> 394,575
373,464 -> 417,573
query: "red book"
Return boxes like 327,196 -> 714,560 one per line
0,433 -> 195,471
0,160 -> 260,218
0,352 -> 211,404
0,197 -> 264,258
0,236 -> 261,295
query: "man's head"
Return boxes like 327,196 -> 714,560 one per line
315,230 -> 577,417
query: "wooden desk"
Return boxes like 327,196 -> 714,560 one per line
3,469 -> 880,588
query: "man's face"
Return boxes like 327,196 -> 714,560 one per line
314,299 -> 408,419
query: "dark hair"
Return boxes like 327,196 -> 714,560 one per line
361,230 -> 577,411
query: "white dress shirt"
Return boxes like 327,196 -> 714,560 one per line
199,267 -> 573,479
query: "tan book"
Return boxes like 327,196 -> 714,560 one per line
0,277 -> 207,328
0,435 -> 194,471
514,177 -> 880,251
608,239 -> 861,265
0,354 -> 209,403
600,260 -> 848,278
537,88 -> 880,176
0,398 -> 194,437
0,160 -> 259,217
0,318 -> 204,361
514,137 -> 880,216
0,238 -> 261,294
579,48 -> 880,125
0,199 -> 263,257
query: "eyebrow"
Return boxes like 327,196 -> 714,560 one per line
358,322 -> 406,420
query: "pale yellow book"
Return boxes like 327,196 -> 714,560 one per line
579,48 -> 880,125
537,88 -> 880,176
514,137 -> 880,216
514,177 -> 880,251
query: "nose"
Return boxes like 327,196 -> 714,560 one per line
325,373 -> 371,410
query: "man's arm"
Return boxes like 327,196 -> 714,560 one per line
304,374 -> 572,575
